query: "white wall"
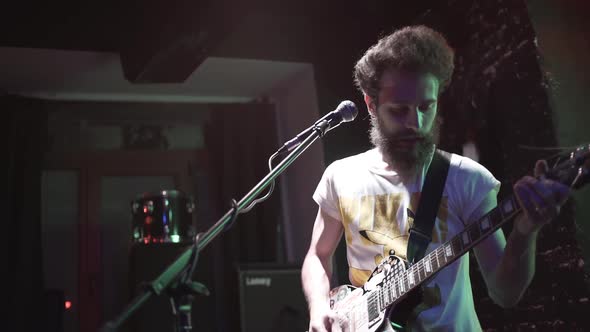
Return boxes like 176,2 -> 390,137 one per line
267,65 -> 326,263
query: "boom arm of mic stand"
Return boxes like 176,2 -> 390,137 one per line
100,120 -> 330,332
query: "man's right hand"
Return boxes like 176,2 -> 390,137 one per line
308,307 -> 350,332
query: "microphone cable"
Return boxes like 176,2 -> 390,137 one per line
239,151 -> 279,214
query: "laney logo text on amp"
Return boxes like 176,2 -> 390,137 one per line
245,277 -> 272,287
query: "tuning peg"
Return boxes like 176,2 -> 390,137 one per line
389,249 -> 395,256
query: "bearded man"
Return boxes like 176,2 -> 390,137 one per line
301,25 -> 570,332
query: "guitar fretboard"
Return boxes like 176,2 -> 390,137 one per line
369,195 -> 522,317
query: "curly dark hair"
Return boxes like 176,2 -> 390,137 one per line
354,25 -> 455,104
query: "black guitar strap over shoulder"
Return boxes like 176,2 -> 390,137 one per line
406,149 -> 451,265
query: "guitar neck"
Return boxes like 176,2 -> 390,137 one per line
365,145 -> 590,324
378,195 -> 522,307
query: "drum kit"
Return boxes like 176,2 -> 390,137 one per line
131,189 -> 196,244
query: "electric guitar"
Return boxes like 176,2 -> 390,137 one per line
328,145 -> 590,331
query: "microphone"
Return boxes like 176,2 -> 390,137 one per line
278,100 -> 358,154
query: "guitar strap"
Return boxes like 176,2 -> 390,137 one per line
406,149 -> 451,265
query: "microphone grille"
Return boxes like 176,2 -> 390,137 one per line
337,100 -> 358,122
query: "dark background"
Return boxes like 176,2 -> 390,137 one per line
3,0 -> 590,331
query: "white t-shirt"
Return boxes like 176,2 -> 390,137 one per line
313,148 -> 501,331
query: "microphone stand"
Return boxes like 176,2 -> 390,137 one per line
101,120 -> 331,332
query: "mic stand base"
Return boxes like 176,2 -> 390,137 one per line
169,280 -> 210,332
169,289 -> 197,332
168,241 -> 210,332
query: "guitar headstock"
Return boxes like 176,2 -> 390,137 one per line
546,144 -> 590,190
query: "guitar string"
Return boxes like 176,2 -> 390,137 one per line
383,209 -> 478,305
380,197 -> 518,309
391,196 -> 520,304
364,195 -> 539,324
377,156 -> 578,311
381,245 -> 437,308
376,213 -> 519,325
386,241 -> 445,307
381,245 -> 442,309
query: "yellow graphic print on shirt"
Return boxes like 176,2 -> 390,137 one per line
339,192 -> 449,287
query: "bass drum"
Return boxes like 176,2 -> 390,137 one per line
131,190 -> 195,244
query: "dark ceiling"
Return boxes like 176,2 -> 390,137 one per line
1,0 -> 435,55
2,0 -> 124,52
1,0 -> 444,85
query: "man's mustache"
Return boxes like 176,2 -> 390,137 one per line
390,132 -> 425,141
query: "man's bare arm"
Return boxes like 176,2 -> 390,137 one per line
475,161 -> 570,308
302,209 -> 344,331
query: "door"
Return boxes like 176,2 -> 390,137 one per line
44,150 -> 204,332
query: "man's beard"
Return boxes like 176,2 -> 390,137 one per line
369,114 -> 440,174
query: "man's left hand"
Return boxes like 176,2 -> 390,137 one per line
513,160 -> 571,235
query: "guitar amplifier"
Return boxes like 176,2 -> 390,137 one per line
238,264 -> 309,332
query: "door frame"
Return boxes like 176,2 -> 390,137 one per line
44,149 -> 207,332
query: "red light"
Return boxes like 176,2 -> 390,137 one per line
65,301 -> 72,310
